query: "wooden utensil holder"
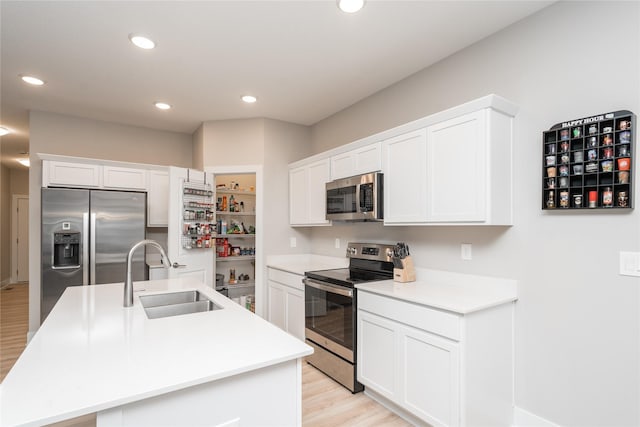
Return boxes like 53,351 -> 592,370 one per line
393,256 -> 416,283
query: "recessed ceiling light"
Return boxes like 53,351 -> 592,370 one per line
154,102 -> 171,110
0,126 -> 10,136
337,0 -> 365,13
129,34 -> 156,50
20,75 -> 45,86
241,95 -> 257,104
17,158 -> 30,167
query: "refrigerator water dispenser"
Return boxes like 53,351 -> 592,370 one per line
53,232 -> 80,268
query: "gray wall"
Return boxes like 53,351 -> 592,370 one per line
308,2 -> 639,426
28,111 -> 193,333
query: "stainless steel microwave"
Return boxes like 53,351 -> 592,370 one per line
326,172 -> 383,221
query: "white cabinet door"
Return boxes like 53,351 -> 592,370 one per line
400,325 -> 460,427
289,158 -> 330,226
289,166 -> 307,225
383,129 -> 428,224
306,159 -> 330,224
103,166 -> 147,190
354,142 -> 382,175
426,111 -> 486,223
330,152 -> 355,180
44,160 -> 101,188
330,142 -> 382,180
285,287 -> 305,341
147,170 -> 169,227
268,280 -> 286,331
357,311 -> 398,400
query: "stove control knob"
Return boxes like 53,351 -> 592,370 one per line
346,247 -> 357,256
385,248 -> 394,258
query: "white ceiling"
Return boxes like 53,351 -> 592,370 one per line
0,1 -> 552,169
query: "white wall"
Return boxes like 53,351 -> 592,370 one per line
308,2 -> 639,426
28,111 -> 193,334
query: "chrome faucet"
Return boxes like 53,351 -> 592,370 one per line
124,239 -> 175,307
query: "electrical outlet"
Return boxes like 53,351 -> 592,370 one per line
335,238 -> 340,249
619,251 -> 640,276
461,243 -> 472,261
290,237 -> 297,248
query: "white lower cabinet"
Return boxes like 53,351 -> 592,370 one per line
358,311 -> 397,399
357,290 -> 513,427
400,324 -> 460,426
267,268 -> 305,340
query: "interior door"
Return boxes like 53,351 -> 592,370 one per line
15,196 -> 29,282
167,167 -> 214,287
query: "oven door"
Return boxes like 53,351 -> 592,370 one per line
304,278 -> 355,362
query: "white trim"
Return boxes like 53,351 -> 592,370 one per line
513,407 -> 561,427
11,194 -> 29,283
205,165 -> 265,318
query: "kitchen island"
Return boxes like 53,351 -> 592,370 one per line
0,277 -> 312,427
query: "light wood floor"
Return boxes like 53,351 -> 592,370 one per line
1,283 -> 29,382
1,283 -> 410,426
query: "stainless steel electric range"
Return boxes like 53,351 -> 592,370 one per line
303,242 -> 395,393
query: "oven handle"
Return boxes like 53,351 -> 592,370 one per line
303,278 -> 353,298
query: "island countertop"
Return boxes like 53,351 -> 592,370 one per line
0,277 -> 312,427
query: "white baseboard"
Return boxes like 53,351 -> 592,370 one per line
0,278 -> 11,288
514,407 -> 560,427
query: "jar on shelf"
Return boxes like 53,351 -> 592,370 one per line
602,187 -> 613,207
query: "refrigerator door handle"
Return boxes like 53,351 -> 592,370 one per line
82,212 -> 89,285
90,212 -> 96,285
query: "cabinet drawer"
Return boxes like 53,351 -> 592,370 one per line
358,291 -> 460,341
268,268 -> 304,290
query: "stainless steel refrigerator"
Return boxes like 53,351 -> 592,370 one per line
41,188 -> 147,321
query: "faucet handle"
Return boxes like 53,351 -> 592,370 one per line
171,262 -> 187,269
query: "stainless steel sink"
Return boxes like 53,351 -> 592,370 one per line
139,290 -> 222,319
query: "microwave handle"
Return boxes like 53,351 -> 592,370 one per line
356,183 -> 362,213
303,278 -> 353,298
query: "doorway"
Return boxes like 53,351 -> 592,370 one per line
11,195 -> 29,283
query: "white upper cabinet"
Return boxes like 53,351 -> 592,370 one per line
425,111 -> 487,223
103,166 -> 147,190
330,142 -> 382,180
44,160 -> 101,188
289,95 -> 517,227
384,103 -> 515,225
147,170 -> 169,227
289,158 -> 331,226
382,129 -> 429,224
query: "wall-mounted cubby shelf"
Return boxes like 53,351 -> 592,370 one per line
542,110 -> 635,210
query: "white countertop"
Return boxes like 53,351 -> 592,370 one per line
0,277 -> 312,427
356,268 -> 517,314
266,254 -> 348,276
